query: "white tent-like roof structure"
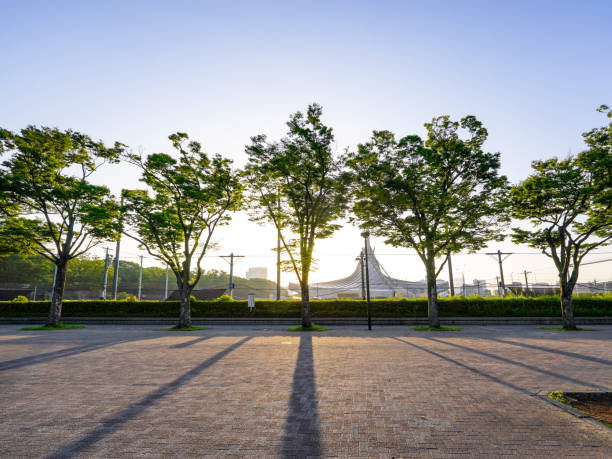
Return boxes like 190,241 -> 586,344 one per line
289,239 -> 448,299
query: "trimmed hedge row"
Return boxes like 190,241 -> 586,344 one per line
1,296 -> 611,318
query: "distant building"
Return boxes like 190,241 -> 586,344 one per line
462,279 -> 489,296
246,267 -> 268,280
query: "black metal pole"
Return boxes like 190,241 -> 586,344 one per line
362,232 -> 372,330
359,250 -> 366,300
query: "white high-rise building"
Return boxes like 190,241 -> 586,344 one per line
246,267 -> 268,280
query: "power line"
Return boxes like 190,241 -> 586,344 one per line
581,257 -> 612,266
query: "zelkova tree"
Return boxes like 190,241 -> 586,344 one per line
510,106 -> 612,330
347,116 -> 509,328
122,133 -> 243,329
0,126 -> 124,326
245,104 -> 349,328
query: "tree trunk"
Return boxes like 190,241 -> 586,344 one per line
176,282 -> 193,329
425,258 -> 440,328
300,282 -> 312,328
47,260 -> 68,327
559,281 -> 576,330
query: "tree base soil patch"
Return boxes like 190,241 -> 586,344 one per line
551,392 -> 612,426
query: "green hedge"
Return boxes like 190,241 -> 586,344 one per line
1,296 -> 611,318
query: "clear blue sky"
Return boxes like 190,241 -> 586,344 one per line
2,0 -> 611,286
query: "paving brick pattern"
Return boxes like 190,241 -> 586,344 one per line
0,325 -> 610,458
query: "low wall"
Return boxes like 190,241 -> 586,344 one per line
2,316 -> 611,326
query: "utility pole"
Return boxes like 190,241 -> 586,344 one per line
447,250 -> 455,296
523,270 -> 531,296
137,255 -> 143,300
476,279 -> 481,296
101,247 -> 112,300
164,265 -> 169,300
362,232 -> 372,331
358,249 -> 366,300
221,253 -> 244,298
496,276 -> 501,296
112,195 -> 123,299
486,250 -> 513,296
462,272 -> 466,296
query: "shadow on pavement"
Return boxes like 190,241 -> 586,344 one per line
47,336 -> 252,459
171,335 -> 213,349
281,335 -> 322,457
424,336 -> 609,391
392,337 -> 534,395
1,331 -> 215,371
487,337 -> 612,366
0,341 -> 126,372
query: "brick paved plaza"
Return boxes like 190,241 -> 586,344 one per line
0,324 -> 610,458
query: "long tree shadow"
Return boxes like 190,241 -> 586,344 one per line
171,335 -> 213,349
424,337 -> 608,391
0,336 -> 41,345
47,336 -> 252,459
392,337 -> 533,395
487,337 -> 612,366
1,332 -> 214,371
281,335 -> 322,458
0,341 -> 128,372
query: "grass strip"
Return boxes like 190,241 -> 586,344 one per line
548,391 -> 612,428
413,325 -> 461,331
21,323 -> 85,330
286,324 -> 328,332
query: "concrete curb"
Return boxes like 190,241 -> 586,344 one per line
1,316 -> 611,326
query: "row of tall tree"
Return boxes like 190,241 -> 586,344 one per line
0,104 -> 610,329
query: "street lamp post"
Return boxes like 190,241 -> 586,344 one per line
357,251 -> 365,300
362,231 -> 372,330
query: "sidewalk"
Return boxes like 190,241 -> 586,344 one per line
1,325 -> 610,457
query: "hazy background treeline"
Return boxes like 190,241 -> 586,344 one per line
0,254 -> 286,300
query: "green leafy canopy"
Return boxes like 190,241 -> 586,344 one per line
510,105 -> 612,285
347,115 -> 509,266
244,104 -> 349,286
122,132 -> 244,291
0,126 -> 125,262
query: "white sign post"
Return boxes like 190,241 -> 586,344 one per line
247,294 -> 255,310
